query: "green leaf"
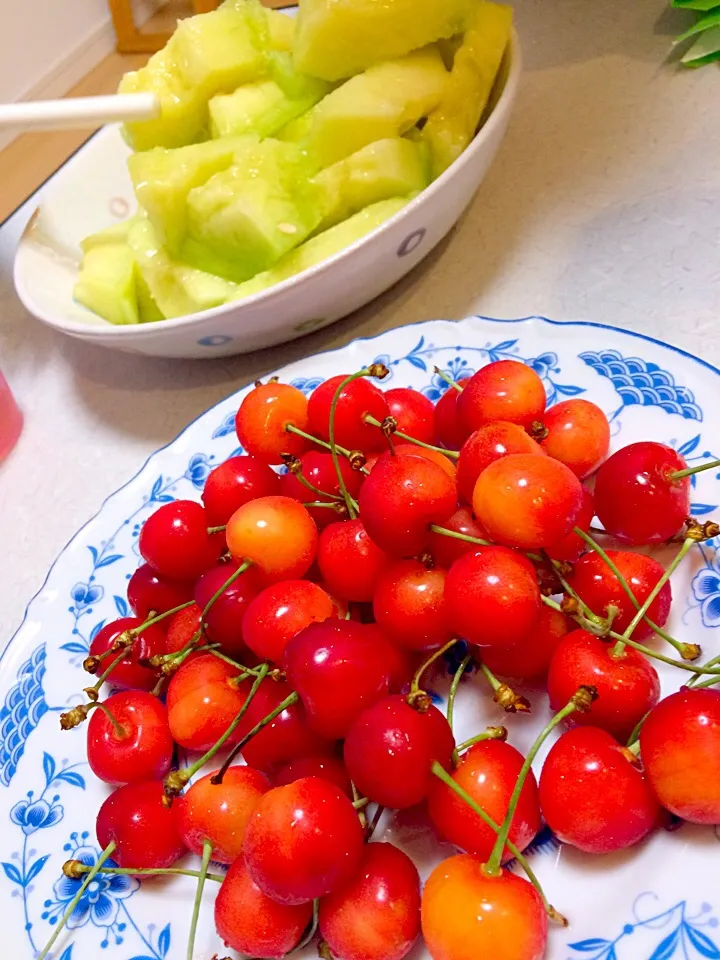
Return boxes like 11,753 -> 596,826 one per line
675,7 -> 720,42
682,23 -> 720,64
672,0 -> 720,11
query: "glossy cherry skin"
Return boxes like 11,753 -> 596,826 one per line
385,387 -> 436,445
283,620 -> 391,739
243,777 -> 365,904
235,382 -> 310,464
165,602 -> 202,654
344,696 -> 455,809
139,500 -> 220,581
174,765 -> 270,863
166,654 -> 250,752
480,606 -> 572,682
457,422 -> 543,504
547,630 -> 661,741
473,453 -> 583,551
202,455 -> 281,526
193,562 -> 262,655
215,856 -> 313,959
568,549 -> 672,641
539,726 -> 660,853
434,379 -> 471,450
422,857 -> 547,960
319,842 -> 421,960
243,579 -> 336,664
274,753 -> 352,797
373,560 -> 452,652
280,450 -> 364,528
367,625 -> 418,694
96,781 -> 186,869
87,691 -> 173,786
427,506 -> 489,568
89,617 -> 166,692
640,687 -> 720,823
427,740 -> 541,862
226,496 -> 318,582
445,547 -> 541,648
544,486 -> 594,562
593,441 -> 690,544
359,454 -> 457,557
127,563 -> 194,620
308,374 -> 390,452
540,399 -> 610,478
317,519 -> 393,602
458,360 -> 547,434
366,443 -> 457,480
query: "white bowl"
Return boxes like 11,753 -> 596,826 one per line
14,36 -> 521,359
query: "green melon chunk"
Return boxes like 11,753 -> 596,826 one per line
80,218 -> 137,253
74,243 -> 140,325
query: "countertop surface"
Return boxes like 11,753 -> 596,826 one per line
1,0 -> 719,646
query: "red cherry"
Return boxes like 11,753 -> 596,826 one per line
193,562 -> 262,655
445,547 -> 541,648
385,387 -> 436,445
202,455 -> 281,526
373,560 -> 452,652
365,443 -> 457,480
568,549 -> 672,640
317,519 -> 393,602
539,726 -> 660,853
540,399 -> 610,478
166,653 -> 249,752
544,487 -> 594,563
427,740 -> 541,861
422,856 -> 547,960
434,379 -> 470,450
283,620 -> 391,739
127,563 -> 194,620
547,629 -> 660,741
358,454 -> 457,557
458,360 -> 546,434
428,506 -> 489,568
457,422 -> 543,504
235,382 -> 310,464
639,687 -> 720,824
243,579 -> 336,664
593,441 -> 690,544
473,453 -> 583,551
367,625 -> 418,694
215,857 -> 313,959
174,765 -> 270,863
319,842 -> 421,960
243,777 -> 365,903
274,753 -> 352,797
226,496 -> 318,582
89,617 -> 165,692
480,606 -> 571,682
96,781 -> 186,869
87,691 -> 173,786
308,375 -> 390,452
344,695 -> 454,808
165,602 -> 202,655
139,500 -> 220,581
280,450 -> 363,527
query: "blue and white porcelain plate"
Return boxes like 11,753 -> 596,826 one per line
2,316 -> 719,960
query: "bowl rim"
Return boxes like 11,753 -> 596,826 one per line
14,31 -> 522,339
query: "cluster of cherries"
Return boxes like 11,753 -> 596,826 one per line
45,357 -> 720,960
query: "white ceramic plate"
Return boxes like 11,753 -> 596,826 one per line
2,316 -> 719,960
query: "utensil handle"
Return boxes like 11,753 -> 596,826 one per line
0,93 -> 161,132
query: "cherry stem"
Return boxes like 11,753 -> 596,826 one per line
187,840 -> 213,960
38,841 -> 116,960
283,456 -> 344,502
432,366 -> 464,393
351,781 -> 369,827
430,524 -> 545,565
89,648 -> 129,696
447,654 -> 472,733
430,763 -> 566,926
688,653 -> 720,687
455,727 -> 508,754
329,370 -> 375,519
93,702 -> 127,739
352,796 -> 370,810
669,457 -> 720,480
363,413 -> 459,460
626,711 -> 651,747
295,899 -> 320,953
411,638 -> 460,695
66,862 -> 224,882
286,423 -> 370,475
302,500 -> 345,510
540,551 -> 604,626
202,559 -> 253,624
133,600 -> 194,634
366,804 -> 385,840
207,524 -> 227,534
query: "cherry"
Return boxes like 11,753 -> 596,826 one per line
547,629 -> 660,741
175,765 -> 270,864
243,777 -> 365,903
89,617 -> 166,692
540,398 -> 610,479
434,379 -> 471,450
473,453 -> 583,551
367,625 -> 418,694
280,450 -> 363,527
215,857 -> 313,959
568,549 -> 672,640
226,496 -> 318,582
639,687 -> 720,824
373,560 -> 452,652
127,563 -> 194,620
359,453 -> 457,557
235,382 -> 310,464
193,562 -> 262,655
243,579 -> 336,664
344,695 -> 454,808
480,606 -> 572,682
539,726 -> 660,853
165,602 -> 202,654
422,855 -> 547,960
593,441 -> 690,544
202,454 -> 281,526
544,487 -> 594,562
87,691 -> 173,786
283,620 -> 391,738
457,422 -> 543,504
385,387 -> 436,445
96,780 -> 186,869
445,547 -> 541,648
428,506 -> 489,568
317,519 -> 392,602
139,500 -> 220,581
319,842 -> 421,960
458,360 -> 547,434
274,753 -> 352,797
427,740 -> 540,861
366,443 -> 457,480
307,374 -> 390,451
166,653 -> 250,752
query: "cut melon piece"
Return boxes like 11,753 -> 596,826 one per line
423,1 -> 512,178
74,243 -> 140,325
136,273 -> 165,323
80,218 -> 137,253
312,138 -> 427,230
294,0 -> 473,81
279,47 -> 448,171
266,9 -> 295,51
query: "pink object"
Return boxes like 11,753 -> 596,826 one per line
0,370 -> 22,462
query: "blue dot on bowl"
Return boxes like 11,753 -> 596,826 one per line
197,334 -> 233,347
397,228 -> 426,258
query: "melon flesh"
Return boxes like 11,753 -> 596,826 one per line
74,243 -> 140,325
80,218 -> 136,253
266,9 -> 296,51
